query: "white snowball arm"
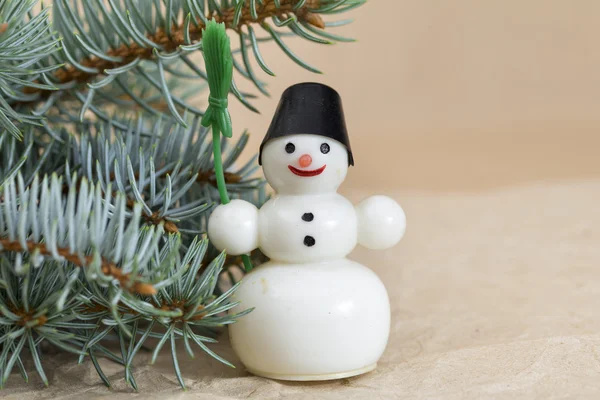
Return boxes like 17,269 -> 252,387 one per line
355,195 -> 406,250
207,199 -> 259,255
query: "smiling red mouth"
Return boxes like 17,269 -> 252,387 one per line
288,165 -> 327,177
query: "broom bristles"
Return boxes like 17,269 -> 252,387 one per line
201,20 -> 233,138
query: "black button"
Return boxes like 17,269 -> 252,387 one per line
304,236 -> 316,247
302,213 -> 314,222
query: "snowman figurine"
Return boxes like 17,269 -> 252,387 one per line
208,82 -> 406,381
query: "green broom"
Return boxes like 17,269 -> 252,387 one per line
201,20 -> 253,272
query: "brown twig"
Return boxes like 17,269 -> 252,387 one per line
143,209 -> 180,234
159,300 -> 206,322
10,306 -> 48,327
197,170 -> 243,185
201,248 -> 268,273
0,238 -> 157,295
82,298 -> 206,322
23,0 -> 322,99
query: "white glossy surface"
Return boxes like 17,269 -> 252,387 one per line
229,259 -> 390,380
257,194 -> 357,263
356,195 -> 407,250
207,199 -> 258,256
207,133 -> 406,380
261,134 -> 349,195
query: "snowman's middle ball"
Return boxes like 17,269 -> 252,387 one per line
261,134 -> 349,195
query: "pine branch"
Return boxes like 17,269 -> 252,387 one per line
0,1 -> 61,139
0,234 -> 249,390
66,118 -> 262,235
0,173 -> 165,295
7,0 -> 364,129
0,238 -> 155,295
27,0 -> 323,95
104,169 -> 243,235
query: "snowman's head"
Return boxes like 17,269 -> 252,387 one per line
258,83 -> 353,195
261,134 -> 349,195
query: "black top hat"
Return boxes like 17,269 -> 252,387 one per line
258,82 -> 354,166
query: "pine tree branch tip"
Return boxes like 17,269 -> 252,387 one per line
0,238 -> 156,296
25,0 -> 324,101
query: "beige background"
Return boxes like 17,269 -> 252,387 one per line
6,1 -> 600,399
229,0 -> 600,191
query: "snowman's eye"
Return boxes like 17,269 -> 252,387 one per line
285,143 -> 295,154
320,143 -> 330,154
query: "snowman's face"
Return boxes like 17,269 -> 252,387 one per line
261,134 -> 349,195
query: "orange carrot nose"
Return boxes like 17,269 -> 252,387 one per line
299,154 -> 312,168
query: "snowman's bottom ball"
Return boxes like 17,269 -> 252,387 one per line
229,258 -> 390,381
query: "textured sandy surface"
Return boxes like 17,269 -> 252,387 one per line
4,181 -> 600,399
